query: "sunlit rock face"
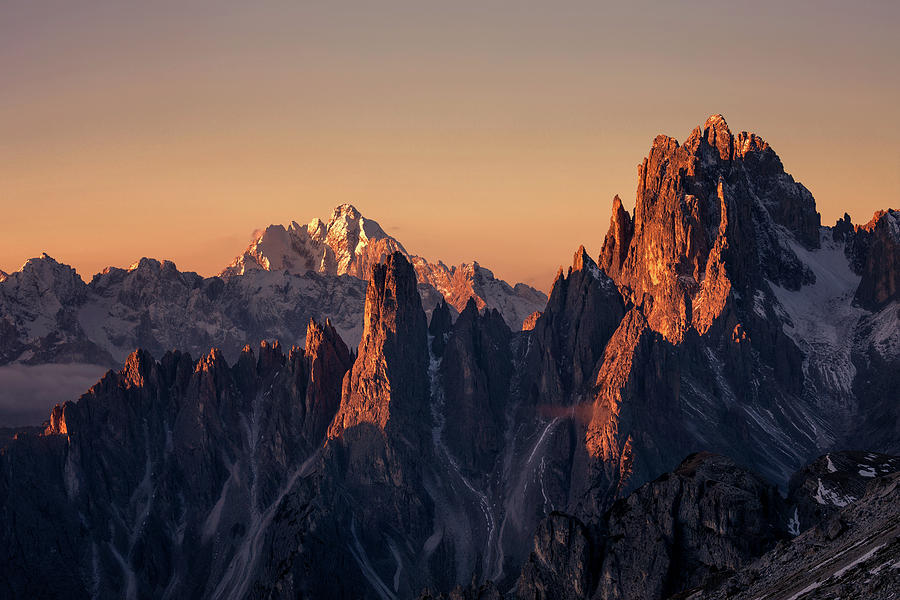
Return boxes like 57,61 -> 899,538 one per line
599,113 -> 819,344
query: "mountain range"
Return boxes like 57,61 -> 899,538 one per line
0,115 -> 898,599
0,205 -> 546,425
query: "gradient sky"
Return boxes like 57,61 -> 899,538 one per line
2,1 -> 898,291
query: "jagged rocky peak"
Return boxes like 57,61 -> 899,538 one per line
223,203 -> 406,279
301,317 -> 353,442
440,297 -> 513,475
221,204 -> 546,330
328,251 -> 429,438
523,244 -> 625,404
599,195 -> 633,281
598,114 -> 820,342
2,253 -> 86,301
126,256 -> 180,274
854,208 -> 899,310
428,297 -> 453,356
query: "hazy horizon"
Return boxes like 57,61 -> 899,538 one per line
3,1 -> 898,290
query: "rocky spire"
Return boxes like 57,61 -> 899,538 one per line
599,195 -> 633,282
328,251 -> 429,438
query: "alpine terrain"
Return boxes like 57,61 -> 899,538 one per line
1,115 -> 898,599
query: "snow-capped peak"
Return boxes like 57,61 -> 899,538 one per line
221,205 -> 547,329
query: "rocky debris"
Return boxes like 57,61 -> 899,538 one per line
688,472 -> 900,600
854,208 -> 899,310
786,451 -> 900,534
440,298 -> 513,476
224,203 -> 547,330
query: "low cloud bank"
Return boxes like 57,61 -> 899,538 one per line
0,363 -> 109,427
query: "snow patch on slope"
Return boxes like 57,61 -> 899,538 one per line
770,230 -> 865,406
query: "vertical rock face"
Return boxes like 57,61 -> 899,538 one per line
440,298 -> 513,475
854,208 -> 899,310
312,251 -> 436,598
328,251 -> 430,439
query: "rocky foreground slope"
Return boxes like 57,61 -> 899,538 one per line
0,115 -> 898,599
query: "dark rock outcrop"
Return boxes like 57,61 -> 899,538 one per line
786,451 -> 900,534
513,453 -> 785,600
429,298 -> 453,357
853,208 -> 899,310
441,298 -> 513,476
0,324 -> 350,599
693,472 -> 900,600
515,512 -> 596,600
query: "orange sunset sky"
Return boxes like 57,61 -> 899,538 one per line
2,1 -> 898,291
